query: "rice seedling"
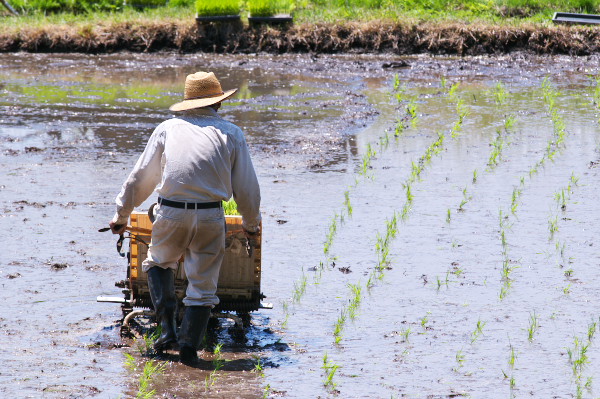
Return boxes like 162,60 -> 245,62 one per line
588,321 -> 597,342
333,310 -> 347,344
252,355 -> 265,377
458,186 -> 470,212
499,281 -> 511,300
400,327 -> 412,343
404,182 -> 414,205
196,0 -> 240,16
542,76 -> 559,110
487,128 -> 505,170
322,353 -> 339,391
470,318 -> 486,344
569,336 -> 590,376
548,216 -> 559,241
446,208 -> 451,223
454,349 -> 465,371
394,116 -> 408,138
570,172 -> 579,186
564,268 -> 574,278
124,353 -> 137,371
393,73 -> 401,92
508,342 -> 516,369
347,282 -> 362,320
492,82 -> 508,106
135,329 -> 160,355
510,187 -> 522,215
281,300 -> 289,328
262,384 -> 271,399
504,114 -> 517,131
359,143 -> 376,176
563,284 -> 572,294
451,98 -> 469,138
323,214 -> 338,254
205,343 -> 225,390
248,0 -> 293,17
406,98 -> 419,128
527,311 -> 539,342
472,169 -> 478,184
554,188 -> 569,211
292,271 -> 307,303
420,312 -> 430,329
222,197 -> 239,215
343,190 -> 353,217
379,130 -> 391,150
440,76 -> 447,89
137,360 -> 166,399
448,82 -> 460,99
393,78 -> 407,103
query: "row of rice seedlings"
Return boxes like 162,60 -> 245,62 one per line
502,339 -> 517,398
333,130 -> 444,344
322,80 -> 464,393
330,82 -> 460,350
540,76 -> 568,162
498,77 -> 570,299
280,76 -> 416,330
567,321 -> 598,398
321,352 -> 340,393
527,311 -> 539,342
124,353 -> 166,399
322,84 -> 455,393
251,355 -> 271,398
205,343 -> 226,390
547,173 -> 580,287
486,85 -> 516,172
480,83 -> 521,299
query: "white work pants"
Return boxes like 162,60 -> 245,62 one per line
141,204 -> 225,307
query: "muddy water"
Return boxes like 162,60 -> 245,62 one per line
1,52 -> 600,398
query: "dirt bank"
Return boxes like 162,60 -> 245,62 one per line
2,19 -> 600,55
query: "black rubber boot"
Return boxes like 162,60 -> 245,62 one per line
147,267 -> 177,351
178,306 -> 212,365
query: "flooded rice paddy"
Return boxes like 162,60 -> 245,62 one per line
1,52 -> 600,398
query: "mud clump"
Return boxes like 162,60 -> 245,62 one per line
2,20 -> 600,55
50,262 -> 69,270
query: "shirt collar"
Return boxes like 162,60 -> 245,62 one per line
175,107 -> 220,119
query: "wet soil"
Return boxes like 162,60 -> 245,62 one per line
3,20 -> 600,55
2,52 -> 600,398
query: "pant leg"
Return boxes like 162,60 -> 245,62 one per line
142,205 -> 191,273
182,208 -> 226,307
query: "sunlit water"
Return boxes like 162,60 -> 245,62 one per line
1,52 -> 600,398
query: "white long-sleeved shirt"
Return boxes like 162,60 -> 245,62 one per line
112,107 -> 261,231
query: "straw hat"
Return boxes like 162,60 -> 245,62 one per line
169,72 -> 237,112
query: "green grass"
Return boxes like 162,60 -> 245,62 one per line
5,0 -> 600,24
196,0 -> 240,16
248,0 -> 293,16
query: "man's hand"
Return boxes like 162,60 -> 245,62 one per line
109,221 -> 126,235
243,227 -> 259,240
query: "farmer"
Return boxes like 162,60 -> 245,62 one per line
108,71 -> 261,365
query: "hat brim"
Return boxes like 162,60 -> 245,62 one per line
169,88 -> 238,112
